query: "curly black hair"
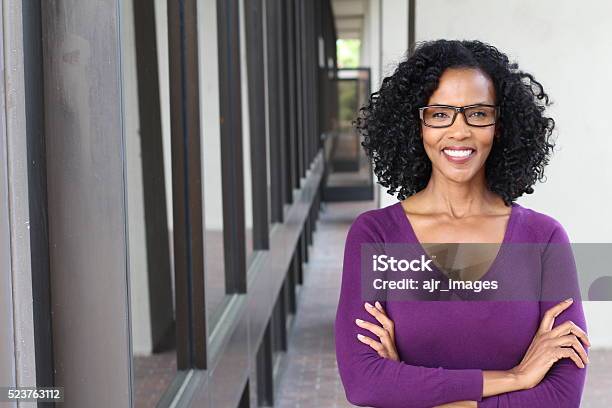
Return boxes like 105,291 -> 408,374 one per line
356,39 -> 555,206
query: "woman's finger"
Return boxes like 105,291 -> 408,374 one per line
375,301 -> 386,314
357,333 -> 384,353
539,298 -> 573,333
555,347 -> 585,369
553,334 -> 589,365
364,302 -> 394,332
355,319 -> 388,339
373,302 -> 395,333
549,320 -> 591,347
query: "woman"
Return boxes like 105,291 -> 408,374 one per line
334,40 -> 589,408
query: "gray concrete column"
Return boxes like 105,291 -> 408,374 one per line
41,0 -> 132,406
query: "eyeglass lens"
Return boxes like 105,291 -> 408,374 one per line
422,106 -> 497,127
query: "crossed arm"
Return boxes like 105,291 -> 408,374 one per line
353,299 -> 589,408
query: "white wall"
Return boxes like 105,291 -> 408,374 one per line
198,0 -> 225,232
402,0 -> 612,347
155,0 -> 173,234
380,0 -> 408,79
123,0 -> 153,355
359,0 -> 412,208
196,0 -> 253,233
360,0 -> 381,89
239,0 -> 254,234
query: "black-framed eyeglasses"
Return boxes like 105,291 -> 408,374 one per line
418,104 -> 500,128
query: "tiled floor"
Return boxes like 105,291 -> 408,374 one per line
133,350 -> 176,408
583,348 -> 612,407
275,201 -> 612,408
275,201 -> 374,408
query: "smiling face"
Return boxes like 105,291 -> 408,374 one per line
421,67 -> 497,185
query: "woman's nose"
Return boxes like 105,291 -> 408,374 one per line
447,113 -> 472,139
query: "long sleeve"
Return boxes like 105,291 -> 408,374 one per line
334,215 -> 484,408
478,220 -> 588,407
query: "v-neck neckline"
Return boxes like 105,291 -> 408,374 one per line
393,200 -> 519,284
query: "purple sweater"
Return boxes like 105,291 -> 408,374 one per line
335,201 -> 588,407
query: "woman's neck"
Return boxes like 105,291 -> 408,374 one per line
411,171 -> 505,218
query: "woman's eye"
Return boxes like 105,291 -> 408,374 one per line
469,110 -> 487,118
432,112 -> 449,118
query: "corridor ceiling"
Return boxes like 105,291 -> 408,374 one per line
331,0 -> 366,40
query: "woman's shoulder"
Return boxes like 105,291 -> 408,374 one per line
512,202 -> 571,243
347,202 -> 403,242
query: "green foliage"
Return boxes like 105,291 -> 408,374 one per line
337,39 -> 361,68
338,81 -> 358,127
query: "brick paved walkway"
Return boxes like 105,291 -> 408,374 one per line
275,201 -> 612,408
275,201 -> 373,408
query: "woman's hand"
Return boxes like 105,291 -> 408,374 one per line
355,301 -> 399,361
510,298 -> 590,390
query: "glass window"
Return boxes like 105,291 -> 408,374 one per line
199,0 -> 231,331
126,0 -> 178,404
239,0 -> 255,265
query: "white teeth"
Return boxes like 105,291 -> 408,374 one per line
443,149 -> 473,158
